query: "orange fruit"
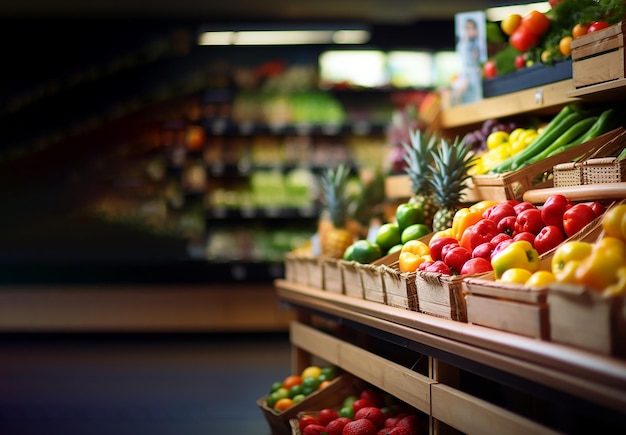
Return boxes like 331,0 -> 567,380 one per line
572,23 -> 590,39
274,397 -> 294,411
559,36 -> 572,56
318,380 -> 332,390
282,375 -> 302,390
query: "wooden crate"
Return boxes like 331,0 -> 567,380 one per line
548,285 -> 626,357
303,257 -> 324,290
415,272 -> 468,322
360,263 -> 386,304
284,254 -> 309,285
380,264 -> 418,311
571,21 -> 625,90
258,373 -> 364,435
463,271 -> 550,339
471,129 -> 621,201
322,258 -> 344,294
340,260 -> 364,299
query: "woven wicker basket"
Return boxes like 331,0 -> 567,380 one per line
583,157 -> 626,184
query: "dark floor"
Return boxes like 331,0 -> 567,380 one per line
0,332 -> 292,435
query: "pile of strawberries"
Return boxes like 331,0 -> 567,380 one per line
297,387 -> 424,435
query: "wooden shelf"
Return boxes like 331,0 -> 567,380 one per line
276,279 -> 626,414
440,79 -> 579,130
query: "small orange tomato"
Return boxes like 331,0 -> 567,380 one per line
572,23 -> 589,38
525,270 -> 557,288
398,252 -> 427,273
559,36 -> 572,56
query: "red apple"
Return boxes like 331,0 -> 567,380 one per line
513,231 -> 536,246
469,219 -> 499,251
472,242 -> 494,260
443,246 -> 472,274
428,237 -> 458,262
460,257 -> 493,275
534,225 -> 565,255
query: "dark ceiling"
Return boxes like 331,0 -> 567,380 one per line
1,0 -> 515,23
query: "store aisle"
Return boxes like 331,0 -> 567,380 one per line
0,332 -> 291,435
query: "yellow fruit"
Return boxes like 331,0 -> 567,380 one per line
508,128 -> 526,143
486,131 -> 510,150
301,365 -> 322,379
499,268 -> 533,284
525,270 -> 557,288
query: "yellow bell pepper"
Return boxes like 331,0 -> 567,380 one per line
491,240 -> 540,280
551,241 -> 593,283
469,200 -> 499,215
604,266 -> 626,297
575,237 -> 626,292
452,208 -> 483,241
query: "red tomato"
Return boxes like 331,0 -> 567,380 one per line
515,208 -> 544,235
541,194 -> 572,230
352,398 -> 374,413
460,257 -> 493,275
522,10 -> 551,36
428,237 -> 458,262
443,246 -> 472,274
510,25 -> 539,51
563,204 -> 597,237
469,219 -> 499,251
317,408 -> 339,426
587,21 -> 610,33
534,225 -> 565,255
549,0 -> 563,7
483,60 -> 497,79
515,54 -> 526,69
359,388 -> 384,408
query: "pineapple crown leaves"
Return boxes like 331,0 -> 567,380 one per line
401,129 -> 438,195
320,163 -> 351,228
429,136 -> 478,208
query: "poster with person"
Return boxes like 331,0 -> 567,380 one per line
451,11 -> 487,105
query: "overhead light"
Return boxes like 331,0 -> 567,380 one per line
198,27 -> 370,46
486,2 -> 550,21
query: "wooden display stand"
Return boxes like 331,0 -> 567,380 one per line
275,280 -> 626,434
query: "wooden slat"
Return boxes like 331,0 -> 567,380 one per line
276,280 -> 626,412
290,321 -> 434,414
431,384 -> 559,435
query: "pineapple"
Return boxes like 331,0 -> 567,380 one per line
402,129 -> 438,227
430,137 -> 477,232
319,163 -> 355,259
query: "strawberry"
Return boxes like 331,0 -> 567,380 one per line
352,398 -> 374,413
384,413 -> 408,428
342,418 -> 377,435
359,388 -> 385,408
303,423 -> 327,435
318,408 -> 340,426
354,406 -> 385,429
299,415 -> 320,432
377,427 -> 413,435
326,417 -> 352,435
395,415 -> 419,435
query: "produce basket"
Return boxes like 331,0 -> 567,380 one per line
284,253 -> 309,285
258,373 -> 365,435
379,262 -> 418,311
360,263 -> 386,304
569,21 -> 626,94
548,284 -> 626,357
303,257 -> 324,290
340,260 -> 364,299
463,268 -> 551,339
553,127 -> 626,188
463,208 -> 607,339
322,258 -> 344,294
415,272 -> 468,322
471,129 -> 621,201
